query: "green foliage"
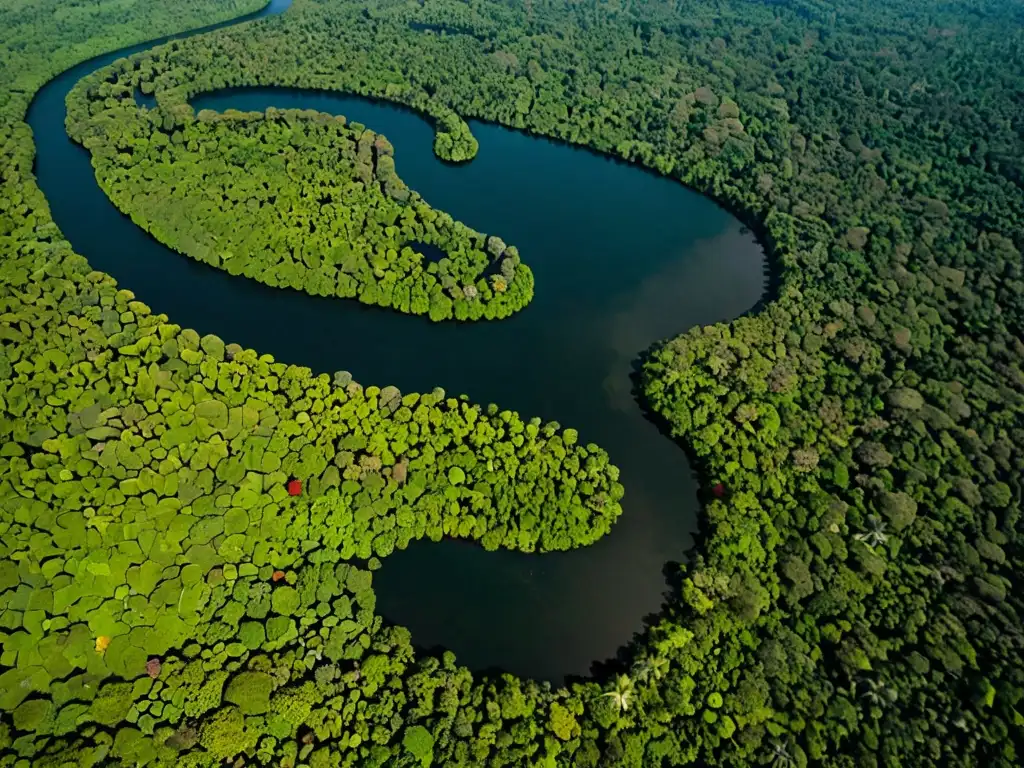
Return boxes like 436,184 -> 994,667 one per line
88,682 -> 135,727
271,586 -> 301,616
12,699 -> 53,733
199,706 -> 259,760
433,109 -> 478,163
224,671 -> 274,715
70,101 -> 532,322
238,621 -> 266,650
548,702 -> 578,741
402,724 -> 435,764
1,0 -> 1023,766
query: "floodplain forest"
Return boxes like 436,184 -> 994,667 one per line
1,0 -> 1023,767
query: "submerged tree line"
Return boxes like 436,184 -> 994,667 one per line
1,0 -> 1023,767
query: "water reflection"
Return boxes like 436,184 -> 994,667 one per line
601,224 -> 767,413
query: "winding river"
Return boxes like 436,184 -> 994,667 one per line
28,0 -> 766,682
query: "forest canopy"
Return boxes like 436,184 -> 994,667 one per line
1,0 -> 1023,766
70,101 -> 532,320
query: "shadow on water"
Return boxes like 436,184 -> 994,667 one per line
405,241 -> 449,265
28,7 -> 768,682
135,89 -> 157,110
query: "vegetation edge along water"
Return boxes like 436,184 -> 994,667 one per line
143,83 -> 763,680
2,0 -> 1023,767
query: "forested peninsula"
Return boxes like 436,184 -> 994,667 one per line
1,0 -> 1023,767
72,105 -> 532,320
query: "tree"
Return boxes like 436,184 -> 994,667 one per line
224,671 -> 274,715
548,701 -> 578,740
768,741 -> 796,768
199,706 -> 258,761
858,677 -> 897,709
402,725 -> 434,765
631,655 -> 668,684
601,675 -> 634,714
854,516 -> 889,549
877,491 -> 918,531
856,441 -> 894,468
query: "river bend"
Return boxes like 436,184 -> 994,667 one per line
27,0 -> 766,681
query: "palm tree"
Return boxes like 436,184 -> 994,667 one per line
632,655 -> 669,684
649,655 -> 669,681
858,676 -> 897,707
767,740 -> 795,768
854,515 -> 889,548
602,674 -> 634,713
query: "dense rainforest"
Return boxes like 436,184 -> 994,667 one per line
1,0 -> 1023,767
76,106 -> 532,320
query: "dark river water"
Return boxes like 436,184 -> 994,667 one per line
27,0 -> 766,682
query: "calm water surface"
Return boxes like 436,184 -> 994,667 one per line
28,0 -> 766,681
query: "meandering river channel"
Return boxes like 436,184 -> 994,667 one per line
27,0 -> 766,681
